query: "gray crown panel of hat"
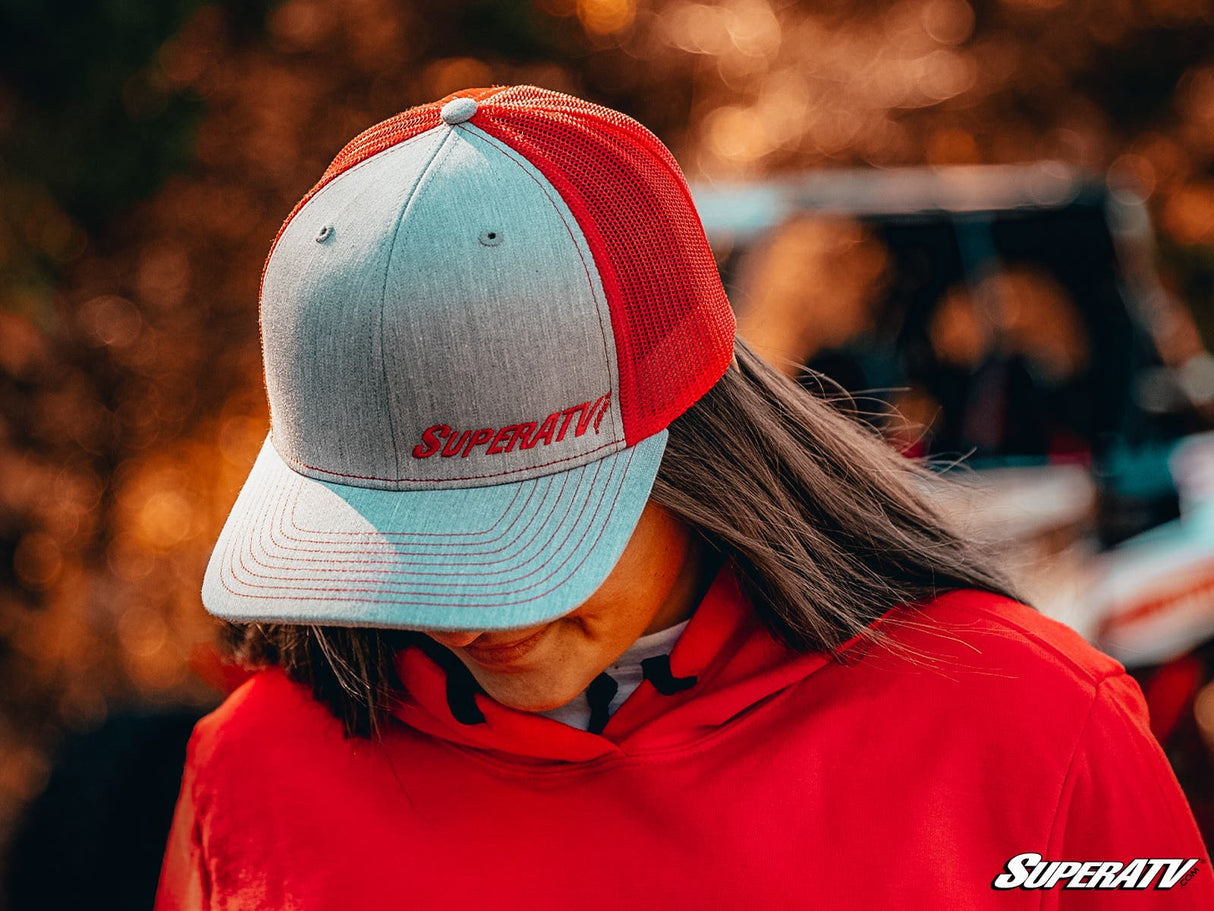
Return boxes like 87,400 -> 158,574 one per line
260,106 -> 626,493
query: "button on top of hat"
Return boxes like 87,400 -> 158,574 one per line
440,97 -> 478,125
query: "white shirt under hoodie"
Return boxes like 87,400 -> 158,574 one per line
538,619 -> 691,731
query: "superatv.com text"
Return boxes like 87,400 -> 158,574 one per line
992,854 -> 1200,890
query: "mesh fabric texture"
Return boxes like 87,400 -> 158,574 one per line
266,85 -> 736,446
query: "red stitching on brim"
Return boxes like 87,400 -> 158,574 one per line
237,453 -> 611,586
216,446 -> 636,608
282,471 -> 530,541
268,472 -> 571,568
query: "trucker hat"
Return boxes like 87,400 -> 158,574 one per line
202,85 -> 736,631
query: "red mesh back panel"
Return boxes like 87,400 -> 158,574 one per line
474,87 -> 735,444
269,86 -> 736,445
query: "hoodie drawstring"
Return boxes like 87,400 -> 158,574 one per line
640,654 -> 698,695
586,672 -> 619,734
429,647 -> 699,730
418,640 -> 487,726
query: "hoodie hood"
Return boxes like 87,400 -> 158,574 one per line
390,565 -> 837,764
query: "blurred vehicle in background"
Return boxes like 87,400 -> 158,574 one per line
694,164 -> 1214,837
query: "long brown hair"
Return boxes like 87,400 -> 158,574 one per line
226,338 -> 1023,737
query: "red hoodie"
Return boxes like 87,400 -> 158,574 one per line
157,569 -> 1212,909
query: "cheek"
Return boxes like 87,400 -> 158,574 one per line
580,508 -> 691,635
574,592 -> 657,654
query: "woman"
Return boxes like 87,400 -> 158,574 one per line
157,86 -> 1210,909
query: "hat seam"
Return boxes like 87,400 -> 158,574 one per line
257,127 -> 448,452
274,436 -> 622,485
455,123 -> 621,447
377,129 -> 459,479
262,127 -> 446,296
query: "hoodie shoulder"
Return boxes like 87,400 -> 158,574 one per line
845,589 -> 1131,742
900,588 -> 1124,686
186,669 -> 350,790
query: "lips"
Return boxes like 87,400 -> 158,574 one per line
463,625 -> 551,669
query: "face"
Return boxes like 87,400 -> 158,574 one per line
424,502 -> 707,712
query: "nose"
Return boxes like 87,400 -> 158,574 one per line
426,630 -> 483,649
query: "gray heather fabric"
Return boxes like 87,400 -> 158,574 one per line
202,431 -> 666,630
203,117 -> 671,628
261,121 -> 624,491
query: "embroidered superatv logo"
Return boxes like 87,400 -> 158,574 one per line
411,393 -> 611,460
992,853 -> 1201,890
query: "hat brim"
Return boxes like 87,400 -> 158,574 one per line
202,432 -> 667,631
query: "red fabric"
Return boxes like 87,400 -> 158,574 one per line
157,571 -> 1212,909
471,86 -> 736,445
264,86 -> 736,446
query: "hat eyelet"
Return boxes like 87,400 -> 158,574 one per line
479,230 -> 503,247
315,224 -> 334,243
